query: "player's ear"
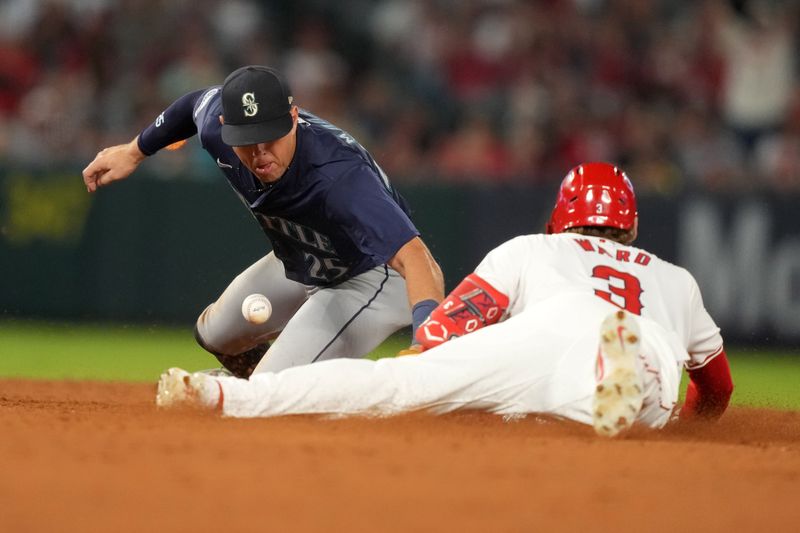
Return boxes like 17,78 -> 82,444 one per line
219,115 -> 225,125
629,217 -> 639,244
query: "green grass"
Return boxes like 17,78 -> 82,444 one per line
722,351 -> 800,410
1,320 -> 798,410
0,321 -> 214,381
0,319 -> 407,382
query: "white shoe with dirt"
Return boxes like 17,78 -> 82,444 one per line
592,309 -> 644,437
156,367 -> 221,409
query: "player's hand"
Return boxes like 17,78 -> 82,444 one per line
82,138 -> 146,193
396,344 -> 423,357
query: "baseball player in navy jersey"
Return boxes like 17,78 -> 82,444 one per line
83,66 -> 444,377
156,162 -> 733,438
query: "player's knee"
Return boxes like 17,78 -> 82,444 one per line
193,321 -> 240,356
194,304 -> 248,355
194,322 -> 270,378
193,322 -> 218,354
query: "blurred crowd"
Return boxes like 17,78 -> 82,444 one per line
1,0 -> 799,192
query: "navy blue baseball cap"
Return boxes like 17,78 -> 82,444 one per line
221,66 -> 294,146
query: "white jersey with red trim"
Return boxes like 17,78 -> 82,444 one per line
474,233 -> 723,369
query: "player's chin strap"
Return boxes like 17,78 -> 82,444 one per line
193,324 -> 269,379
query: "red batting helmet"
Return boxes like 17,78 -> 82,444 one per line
546,162 -> 637,234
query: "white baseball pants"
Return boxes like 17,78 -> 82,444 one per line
214,296 -> 684,428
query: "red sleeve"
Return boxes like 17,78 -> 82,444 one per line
416,273 -> 509,350
681,350 -> 733,420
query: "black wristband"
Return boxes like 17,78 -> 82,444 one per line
411,299 -> 438,343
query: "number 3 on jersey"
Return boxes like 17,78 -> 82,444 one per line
591,265 -> 643,314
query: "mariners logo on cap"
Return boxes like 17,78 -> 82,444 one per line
242,92 -> 258,117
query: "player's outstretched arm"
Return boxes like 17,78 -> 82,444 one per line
414,273 -> 509,351
82,137 -> 146,193
387,236 -> 445,350
83,89 -> 206,193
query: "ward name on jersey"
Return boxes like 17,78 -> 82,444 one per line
474,233 -> 723,370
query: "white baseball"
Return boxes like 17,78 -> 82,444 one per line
241,294 -> 272,325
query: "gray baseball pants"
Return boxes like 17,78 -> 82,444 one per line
195,252 -> 411,373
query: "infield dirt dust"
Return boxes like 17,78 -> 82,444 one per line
1,379 -> 798,532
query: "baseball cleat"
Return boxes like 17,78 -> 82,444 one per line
592,309 -> 644,437
195,367 -> 234,377
156,367 -> 221,409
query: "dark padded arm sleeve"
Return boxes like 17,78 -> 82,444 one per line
137,89 -> 205,156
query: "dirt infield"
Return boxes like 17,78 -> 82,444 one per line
1,379 -> 798,532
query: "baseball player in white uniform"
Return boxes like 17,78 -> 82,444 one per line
156,162 -> 734,437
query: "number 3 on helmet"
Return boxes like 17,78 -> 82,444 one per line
546,162 -> 638,234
